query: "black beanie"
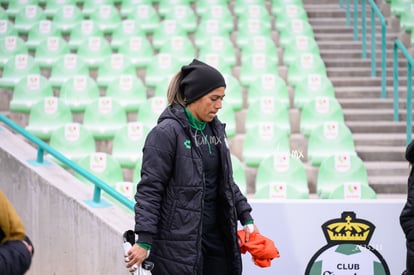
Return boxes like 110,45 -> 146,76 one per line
180,59 -> 226,104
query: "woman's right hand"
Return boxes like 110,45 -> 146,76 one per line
125,244 -> 149,272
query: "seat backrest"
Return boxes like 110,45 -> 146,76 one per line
26,20 -> 62,50
247,73 -> 289,109
89,4 -> 122,34
0,36 -> 28,66
34,36 -> 70,68
231,154 -> 247,195
328,182 -> 377,200
123,4 -> 160,34
137,96 -> 167,129
51,4 -> 83,33
49,53 -> 89,88
14,5 -> 46,33
162,5 -> 197,33
96,53 -> 136,88
77,36 -> 113,69
0,54 -> 40,89
67,20 -> 103,51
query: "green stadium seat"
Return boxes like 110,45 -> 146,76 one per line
132,158 -> 142,183
110,19 -> 146,50
59,74 -> 100,113
242,123 -> 290,167
145,53 -> 181,88
136,96 -> 167,129
197,36 -> 237,69
0,20 -> 18,37
49,122 -> 96,165
153,76 -> 172,98
274,4 -> 308,33
399,4 -> 414,32
234,3 -> 271,20
197,53 -> 233,76
9,74 -> 53,113
83,97 -> 128,140
68,20 -> 104,51
26,20 -> 62,51
307,121 -> 357,167
0,54 -> 41,89
236,19 -> 272,49
26,97 -> 73,140
96,53 -> 136,88
317,154 -> 369,199
6,0 -> 38,18
75,152 -> 124,187
217,103 -> 236,138
81,0 -> 114,17
158,35 -> 196,64
152,19 -> 188,50
51,5 -> 83,34
196,4 -> 233,32
282,35 -> 320,67
162,5 -> 197,33
34,36 -> 70,69
278,19 -> 315,49
194,19 -> 231,48
245,97 -> 291,135
77,36 -> 113,69
112,122 -> 150,169
246,74 -> 290,109
14,5 -> 46,34
287,52 -> 327,88
300,96 -> 345,137
49,53 -> 90,89
123,4 -> 160,34
293,73 -> 336,110
238,35 -> 278,67
117,34 -> 155,70
255,152 -> 309,199
106,74 -> 147,113
239,53 -> 279,87
158,0 -> 191,17
44,0 -> 77,18
89,4 -> 121,34
120,0 -> 153,17
222,73 -> 243,112
271,0 -> 303,15
328,183 -> 377,200
231,154 -> 247,195
0,36 -> 28,67
390,0 -> 412,17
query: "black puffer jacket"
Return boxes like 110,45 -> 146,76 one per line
134,104 -> 253,275
401,140 -> 414,274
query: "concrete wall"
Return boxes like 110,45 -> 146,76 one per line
0,125 -> 134,274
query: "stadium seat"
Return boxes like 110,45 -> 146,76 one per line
317,154 -> 369,199
136,96 -> 167,129
44,0 -> 77,17
231,154 -> 247,195
242,123 -> 290,167
222,73 -> 243,112
196,4 -> 233,32
328,182 -> 377,200
399,4 -> 414,32
300,96 -> 345,137
246,74 -> 290,109
287,52 -> 327,88
197,36 -> 237,70
83,97 -> 128,140
59,74 -> 100,113
158,35 -> 196,64
390,0 -> 412,17
217,103 -> 236,138
273,4 -> 308,33
162,5 -> 197,33
26,20 -> 62,51
245,97 -> 291,135
0,54 -> 41,89
158,0 -> 191,17
123,4 -> 160,34
255,152 -> 309,199
278,19 -> 315,49
81,0 -> 114,17
110,19 -> 145,50
96,53 -> 136,88
112,122 -> 150,169
144,53 -> 181,88
236,19 -> 272,49
197,53 -> 233,76
106,74 -> 147,113
9,74 -> 53,113
117,34 -> 155,70
34,36 -> 70,69
26,97 -> 73,140
48,53 -> 90,89
14,6 -> 46,35
51,5 -> 83,34
6,0 -> 38,18
152,19 -> 188,50
77,36 -> 113,69
75,152 -> 124,188
49,122 -> 96,165
194,19 -> 231,48
89,4 -> 121,34
67,20 -> 103,51
282,35 -> 320,67
0,36 -> 28,67
0,20 -> 18,37
238,35 -> 279,68
293,73 -> 336,110
307,121 -> 357,166
239,53 -> 279,87
120,0 -> 152,17
234,3 -> 271,20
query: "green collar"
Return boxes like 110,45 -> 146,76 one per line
185,108 -> 206,131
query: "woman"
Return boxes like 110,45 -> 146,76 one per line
401,140 -> 414,275
126,59 -> 258,275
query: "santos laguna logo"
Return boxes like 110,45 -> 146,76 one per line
305,211 -> 390,275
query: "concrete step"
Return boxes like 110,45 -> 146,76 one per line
343,108 -> 395,121
347,120 -> 411,133
353,133 -> 407,146
357,145 -> 406,161
329,76 -> 411,87
333,86 -> 411,99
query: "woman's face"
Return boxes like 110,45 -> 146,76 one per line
187,87 -> 225,122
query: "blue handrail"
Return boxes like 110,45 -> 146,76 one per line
0,114 -> 134,210
393,40 -> 414,145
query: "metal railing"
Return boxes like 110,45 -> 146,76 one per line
342,0 -> 387,98
0,113 -> 134,210
393,40 -> 414,145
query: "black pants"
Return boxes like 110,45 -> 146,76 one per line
201,224 -> 230,275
